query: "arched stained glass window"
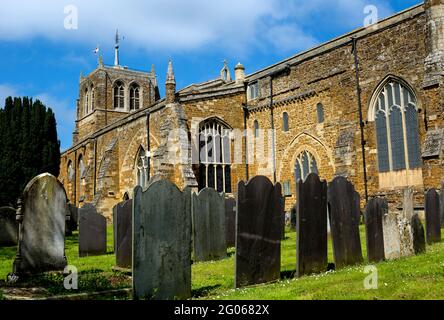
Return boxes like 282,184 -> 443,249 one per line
198,119 -> 232,193
114,81 -> 125,109
136,147 -> 149,188
373,79 -> 421,172
295,151 -> 318,182
130,83 -> 140,110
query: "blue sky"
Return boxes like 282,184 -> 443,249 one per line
0,0 -> 422,150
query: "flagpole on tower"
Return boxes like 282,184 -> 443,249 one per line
114,29 -> 120,66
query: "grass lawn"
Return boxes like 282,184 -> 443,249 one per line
0,225 -> 443,300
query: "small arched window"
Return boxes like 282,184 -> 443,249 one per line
254,120 -> 259,138
90,86 -> 95,111
114,81 -> 125,109
67,161 -> 74,183
317,103 -> 324,123
283,112 -> 289,132
78,155 -> 86,200
84,88 -> 89,115
295,151 -> 318,182
130,84 -> 140,110
136,147 -> 149,188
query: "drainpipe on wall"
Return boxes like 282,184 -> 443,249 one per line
93,138 -> 97,196
269,76 -> 277,184
74,150 -> 77,206
352,37 -> 369,203
243,81 -> 250,182
146,111 -> 151,180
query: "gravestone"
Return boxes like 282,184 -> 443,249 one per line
79,204 -> 107,257
225,196 -> 236,248
296,173 -> 328,277
13,173 -> 68,275
65,203 -> 78,236
290,203 -> 297,231
192,188 -> 226,262
403,188 -> 414,220
425,189 -> 442,245
0,207 -> 18,246
398,217 -> 414,257
411,214 -> 426,254
113,199 -> 132,268
382,211 -> 401,260
235,176 -> 283,288
440,182 -> 444,227
364,198 -> 386,263
133,180 -> 192,300
327,177 -> 363,269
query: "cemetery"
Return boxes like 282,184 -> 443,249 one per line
0,172 -> 443,300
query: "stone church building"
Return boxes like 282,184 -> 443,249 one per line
59,1 -> 444,218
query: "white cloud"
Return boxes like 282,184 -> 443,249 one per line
0,0 -> 395,55
0,84 -> 18,105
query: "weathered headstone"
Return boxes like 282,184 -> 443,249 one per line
113,199 -> 132,268
13,173 -> 68,275
192,188 -> 226,262
411,214 -> 426,255
65,203 -> 78,236
0,207 -> 18,246
235,176 -> 283,288
382,211 -> 402,260
398,217 -> 414,257
403,188 -> 414,220
364,198 -> 386,263
133,180 -> 192,300
79,204 -> 107,257
296,173 -> 327,277
327,176 -> 363,269
440,182 -> 444,227
425,189 -> 442,245
225,197 -> 236,248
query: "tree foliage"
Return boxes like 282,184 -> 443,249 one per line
0,97 -> 61,207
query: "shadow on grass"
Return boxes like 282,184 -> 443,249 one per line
192,284 -> 221,298
281,270 -> 296,280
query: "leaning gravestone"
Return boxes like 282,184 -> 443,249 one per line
382,211 -> 402,260
364,198 -> 386,263
235,176 -> 283,288
296,173 -> 327,277
192,188 -> 226,262
425,189 -> 442,245
225,196 -> 236,248
113,199 -> 133,269
411,214 -> 426,255
65,203 -> 78,236
13,173 -> 68,275
328,177 -> 363,269
0,207 -> 18,246
79,204 -> 107,257
133,180 -> 192,300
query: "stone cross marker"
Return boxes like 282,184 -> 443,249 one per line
133,180 -> 192,300
235,176 -> 283,288
225,197 -> 236,248
13,173 -> 68,275
79,204 -> 107,257
425,189 -> 442,245
192,188 -> 226,262
0,207 -> 18,246
113,199 -> 133,269
411,213 -> 426,255
364,198 -> 386,263
296,173 -> 328,277
327,176 -> 363,269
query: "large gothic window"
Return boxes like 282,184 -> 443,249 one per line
84,88 -> 89,115
136,147 -> 149,188
130,84 -> 140,110
91,86 -> 95,111
199,119 -> 232,193
295,151 -> 318,182
114,81 -> 125,109
373,80 -> 421,173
